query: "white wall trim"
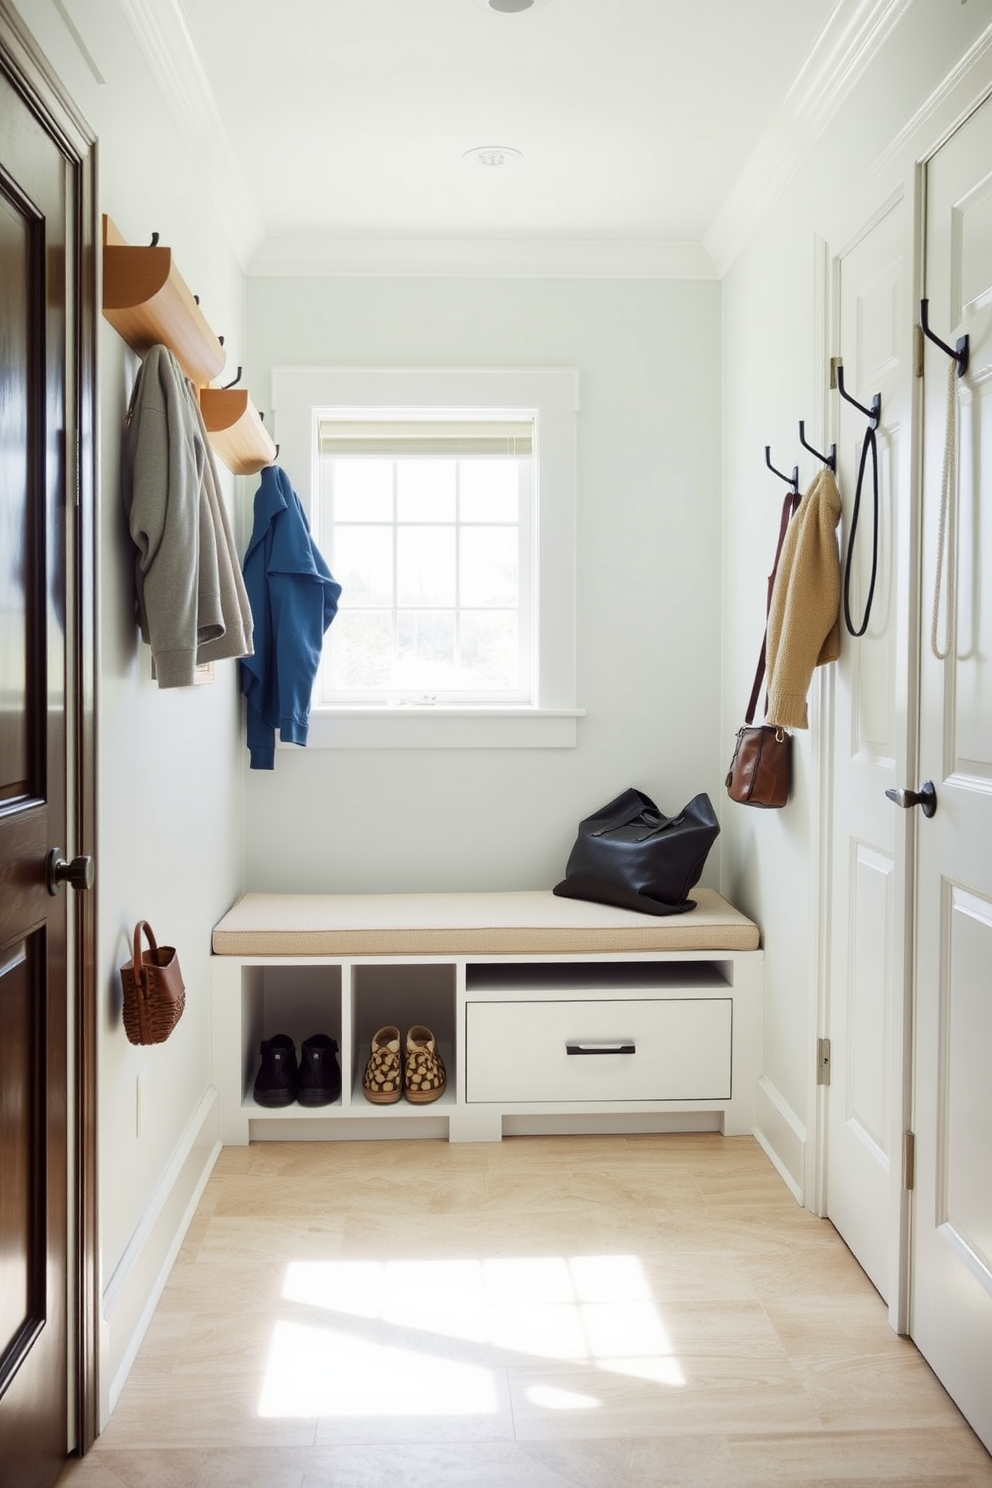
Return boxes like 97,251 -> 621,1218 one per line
101,1090 -> 221,1427
248,235 -> 717,281
301,707 -> 583,751
115,0 -> 264,269
753,1075 -> 807,1205
704,0 -> 913,276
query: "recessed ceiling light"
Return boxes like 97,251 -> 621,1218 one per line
475,0 -> 551,12
463,146 -> 523,168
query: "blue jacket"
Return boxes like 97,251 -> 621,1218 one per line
240,466 -> 341,769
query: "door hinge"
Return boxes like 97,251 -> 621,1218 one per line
904,1130 -> 916,1191
61,427 -> 80,508
816,1037 -> 831,1086
829,356 -> 842,391
914,323 -> 925,378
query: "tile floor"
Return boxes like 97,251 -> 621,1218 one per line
57,1133 -> 992,1486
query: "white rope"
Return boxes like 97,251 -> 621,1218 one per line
930,357 -> 958,661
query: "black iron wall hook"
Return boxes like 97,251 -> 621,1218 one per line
835,362 -> 882,639
798,421 -> 836,471
765,445 -> 799,493
223,366 -> 243,389
836,364 -> 881,428
920,299 -> 969,376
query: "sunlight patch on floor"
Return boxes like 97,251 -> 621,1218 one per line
258,1319 -> 500,1417
525,1384 -> 601,1411
262,1253 -> 684,1417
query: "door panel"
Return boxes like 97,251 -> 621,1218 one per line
847,845 -> 894,1162
939,887 -> 992,1274
952,374 -> 992,766
0,939 -> 36,1354
0,193 -> 30,794
827,197 -> 910,1308
0,53 -> 70,1488
913,91 -> 992,1454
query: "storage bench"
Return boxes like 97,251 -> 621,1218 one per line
210,888 -> 762,1144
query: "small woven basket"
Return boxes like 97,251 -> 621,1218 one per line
120,920 -> 186,1046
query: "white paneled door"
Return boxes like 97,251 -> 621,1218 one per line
911,92 -> 992,1454
827,196 -> 912,1312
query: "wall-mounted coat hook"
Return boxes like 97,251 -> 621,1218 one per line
765,445 -> 799,493
150,232 -> 159,247
798,421 -> 836,471
836,363 -> 881,639
223,366 -> 243,389
920,298 -> 969,377
836,364 -> 881,428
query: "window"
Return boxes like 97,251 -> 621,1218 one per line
315,414 -> 533,705
271,366 -> 581,748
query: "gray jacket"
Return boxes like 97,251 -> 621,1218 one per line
122,345 -> 252,687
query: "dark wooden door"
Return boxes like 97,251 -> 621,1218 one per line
0,42 -> 75,1488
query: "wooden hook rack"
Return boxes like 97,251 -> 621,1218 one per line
101,216 -> 276,474
102,216 -> 224,383
199,388 -> 276,475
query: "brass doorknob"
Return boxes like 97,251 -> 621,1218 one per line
47,849 -> 95,896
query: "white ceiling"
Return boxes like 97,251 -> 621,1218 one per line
115,0 -> 903,276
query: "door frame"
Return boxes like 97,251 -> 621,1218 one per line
0,1 -> 99,1457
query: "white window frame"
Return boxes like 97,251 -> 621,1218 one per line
271,366 -> 582,749
316,411 -> 535,706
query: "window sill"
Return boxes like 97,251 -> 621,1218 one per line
288,707 -> 585,750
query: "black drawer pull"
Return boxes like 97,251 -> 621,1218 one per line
566,1040 -> 636,1056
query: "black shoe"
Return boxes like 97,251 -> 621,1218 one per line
297,1033 -> 341,1106
253,1034 -> 298,1107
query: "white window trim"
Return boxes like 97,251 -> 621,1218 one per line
271,366 -> 583,749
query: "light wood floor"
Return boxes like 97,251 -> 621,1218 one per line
59,1133 -> 992,1487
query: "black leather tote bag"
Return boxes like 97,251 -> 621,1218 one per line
553,787 -> 720,916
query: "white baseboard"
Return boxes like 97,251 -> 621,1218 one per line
753,1074 -> 807,1204
101,1088 -> 221,1427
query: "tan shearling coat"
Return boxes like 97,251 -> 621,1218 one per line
765,467 -> 842,729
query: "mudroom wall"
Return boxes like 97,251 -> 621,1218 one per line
10,0 -> 248,1421
720,0 -> 992,1198
242,275 -> 724,896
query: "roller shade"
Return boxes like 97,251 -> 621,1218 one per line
318,416 -> 533,457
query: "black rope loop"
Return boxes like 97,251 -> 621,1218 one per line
843,424 -> 879,637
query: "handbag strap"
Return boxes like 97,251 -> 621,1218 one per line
589,789 -> 658,835
132,920 -> 157,982
745,488 -> 800,724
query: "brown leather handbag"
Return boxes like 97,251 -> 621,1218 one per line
120,920 -> 186,1045
726,723 -> 791,808
726,489 -> 796,809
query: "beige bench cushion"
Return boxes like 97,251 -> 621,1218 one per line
211,888 -> 759,957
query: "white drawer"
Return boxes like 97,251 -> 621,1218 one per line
465,998 -> 732,1103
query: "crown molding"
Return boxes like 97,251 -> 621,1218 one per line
248,234 -> 717,280
704,0 -> 913,277
116,0 -> 264,269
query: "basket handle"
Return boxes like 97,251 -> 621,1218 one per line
131,920 -> 158,984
